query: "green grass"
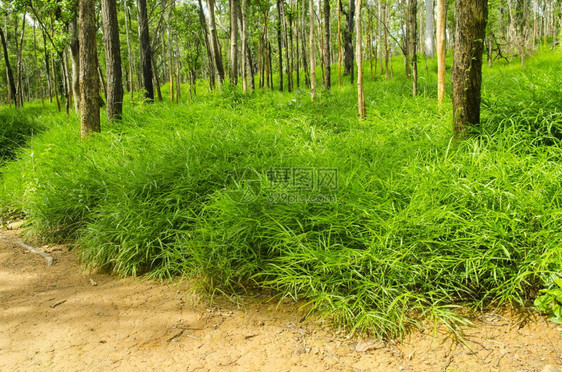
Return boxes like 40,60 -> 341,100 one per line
1,51 -> 561,339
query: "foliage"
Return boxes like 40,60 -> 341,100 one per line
0,52 -> 561,339
534,278 -> 562,324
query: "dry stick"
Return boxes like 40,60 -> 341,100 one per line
0,238 -> 54,266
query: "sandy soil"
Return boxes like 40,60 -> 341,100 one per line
0,228 -> 561,371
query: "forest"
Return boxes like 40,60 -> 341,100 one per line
0,0 -> 561,345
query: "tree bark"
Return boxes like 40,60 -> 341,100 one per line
309,0 -> 316,98
343,0 -> 355,80
436,0 -> 446,104
356,0 -> 365,118
124,0 -> 135,99
198,0 -> 216,90
277,0 -> 284,91
101,0 -> 124,120
323,0 -> 331,89
0,27 -> 17,107
230,0 -> 239,85
79,0 -> 101,137
452,0 -> 488,136
69,18 -> 80,113
425,0 -> 434,57
137,0 -> 155,101
411,0 -> 418,96
208,0 -> 225,83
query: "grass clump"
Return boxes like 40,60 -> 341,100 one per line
0,52 -> 561,339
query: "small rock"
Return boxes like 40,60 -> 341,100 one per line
7,220 -> 25,230
355,340 -> 384,352
89,278 -> 98,286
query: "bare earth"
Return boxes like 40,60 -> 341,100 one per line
0,228 -> 561,371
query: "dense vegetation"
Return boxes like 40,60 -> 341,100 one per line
1,52 -> 560,338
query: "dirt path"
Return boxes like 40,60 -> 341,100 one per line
0,229 -> 560,371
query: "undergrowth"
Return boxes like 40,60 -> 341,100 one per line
0,52 -> 561,339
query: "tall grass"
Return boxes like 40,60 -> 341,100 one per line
0,52 -> 560,339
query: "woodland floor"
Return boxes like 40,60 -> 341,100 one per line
0,228 -> 561,371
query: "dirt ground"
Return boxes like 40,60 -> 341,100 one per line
0,228 -> 561,371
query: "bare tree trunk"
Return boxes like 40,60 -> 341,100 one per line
79,0 -> 101,137
198,0 -> 216,90
411,0 -> 418,96
208,0 -> 225,84
452,0 -> 488,136
230,0 -> 239,85
101,0 -> 124,120
309,0 -> 317,98
343,0 -> 355,81
300,1 -> 310,87
337,0 -> 342,85
356,0 -> 365,118
69,18 -> 80,112
323,0 -> 331,89
124,0 -> 135,100
168,0 -> 175,101
277,0 -> 284,91
137,0 -> 154,101
425,0 -> 434,57
436,0 -> 446,104
241,0 -> 248,92
16,13 -> 26,107
0,27 -> 17,107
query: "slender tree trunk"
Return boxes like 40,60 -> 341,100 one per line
168,0 -> 175,101
208,0 -> 225,83
69,18 -> 80,112
16,13 -> 26,107
343,0 -> 355,80
436,0 -> 446,104
79,0 -> 101,137
101,0 -> 124,120
411,0 -> 418,96
137,0 -> 154,100
42,31 -> 53,103
309,0 -> 317,98
230,0 -> 239,85
300,0 -> 310,87
52,55 -> 61,112
425,0 -> 434,57
356,0 -> 365,118
0,27 -> 17,107
452,0 -> 488,136
337,0 -> 342,85
323,0 -> 331,89
124,1 -> 135,99
277,0 -> 284,91
241,0 -> 248,92
198,0 -> 216,90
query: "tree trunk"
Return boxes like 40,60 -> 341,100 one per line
337,0 -> 342,85
436,0 -> 446,104
198,0 -> 216,90
124,0 -> 135,100
425,0 -> 434,57
79,0 -> 101,137
16,13 -> 26,107
356,0 -> 365,118
411,0 -> 418,96
137,0 -> 154,101
230,0 -> 239,85
69,18 -> 80,112
343,0 -> 355,80
277,0 -> 284,91
309,0 -> 316,98
452,0 -> 488,136
241,0 -> 248,92
323,0 -> 331,89
208,0 -> 225,83
101,0 -> 124,120
0,27 -> 17,107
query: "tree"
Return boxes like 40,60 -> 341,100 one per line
230,0 -> 239,85
425,0 -> 434,57
342,0 -> 355,80
137,0 -> 154,101
452,0 -> 488,136
323,0 -> 331,89
79,0 -> 100,137
277,0 -> 284,91
101,0 -> 123,119
356,0 -> 365,118
309,0 -> 317,99
436,0 -> 445,104
410,0 -> 418,96
208,0 -> 225,83
0,27 -> 17,107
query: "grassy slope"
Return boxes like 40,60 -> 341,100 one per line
1,51 -> 561,338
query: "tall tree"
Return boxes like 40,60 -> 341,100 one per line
425,0 -> 434,57
410,0 -> 418,96
208,0 -> 225,83
309,0 -> 316,98
452,0 -> 488,136
101,0 -> 124,119
0,27 -> 17,107
230,0 -> 239,85
79,0 -> 101,137
69,18 -> 80,112
277,0 -> 284,91
198,0 -> 216,90
436,0 -> 445,104
342,0 -> 355,80
323,0 -> 331,89
355,0 -> 365,118
137,0 -> 154,100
